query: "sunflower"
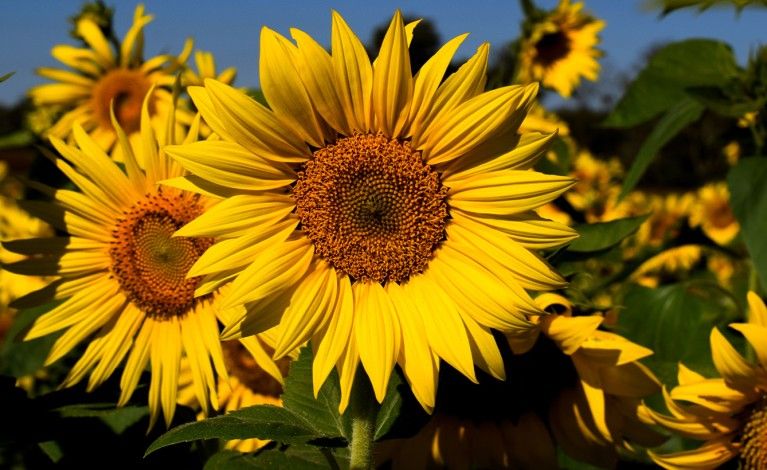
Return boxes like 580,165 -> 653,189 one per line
689,182 -> 739,246
2,99 -> 228,429
642,291 -> 767,469
630,244 -> 704,288
164,11 -> 577,412
181,50 -> 237,88
517,0 -> 605,98
507,294 -> 664,467
178,323 -> 293,453
378,294 -> 663,468
29,4 -> 192,153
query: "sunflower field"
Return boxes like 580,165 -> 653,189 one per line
1,1 -> 767,468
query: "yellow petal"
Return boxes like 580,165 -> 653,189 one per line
331,11 -> 373,132
354,282 -> 401,403
747,290 -> 767,327
710,327 -> 756,388
372,10 -> 412,137
312,274 -> 354,397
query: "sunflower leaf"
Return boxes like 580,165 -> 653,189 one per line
618,98 -> 704,201
0,301 -> 62,377
282,347 -> 352,441
0,71 -> 13,83
616,282 -> 742,387
728,157 -> 767,292
566,214 -> 650,253
144,405 -> 332,456
604,39 -> 738,128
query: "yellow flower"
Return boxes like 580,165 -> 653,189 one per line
178,323 -> 293,452
379,294 -> 663,468
631,244 -> 703,287
518,0 -> 605,98
508,294 -> 664,467
632,192 -> 694,248
165,11 -> 577,412
29,4 -> 192,153
3,99 -> 227,429
643,292 -> 767,469
689,182 -> 739,246
519,101 -> 570,136
182,50 -> 237,87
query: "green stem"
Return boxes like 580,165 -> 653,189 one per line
348,369 -> 378,470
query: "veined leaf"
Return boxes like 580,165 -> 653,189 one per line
728,157 -> 767,291
567,214 -> 650,253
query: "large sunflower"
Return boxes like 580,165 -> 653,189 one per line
2,100 -> 227,428
165,11 -> 577,412
518,0 -> 605,98
642,291 -> 767,469
29,4 -> 191,153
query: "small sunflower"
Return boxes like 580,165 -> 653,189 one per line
29,4 -> 192,153
165,11 -> 577,412
379,294 -> 663,468
2,99 -> 227,428
507,294 -> 664,468
689,182 -> 739,246
518,0 -> 605,98
643,292 -> 767,469
631,244 -> 704,288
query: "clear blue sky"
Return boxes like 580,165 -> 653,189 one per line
1,1 -> 766,106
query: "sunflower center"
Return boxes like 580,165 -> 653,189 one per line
110,188 -> 212,319
292,133 -> 448,284
90,68 -> 154,133
741,397 -> 767,469
222,340 -> 289,397
535,31 -> 570,67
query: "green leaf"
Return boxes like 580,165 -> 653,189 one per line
205,446 -> 349,470
567,214 -> 650,253
604,39 -> 738,128
0,72 -> 13,83
0,130 -> 34,149
145,405 -> 328,456
728,157 -> 767,291
618,98 -> 704,200
647,0 -> 767,15
0,301 -> 62,377
55,403 -> 148,434
281,347 -> 351,441
616,282 -> 741,387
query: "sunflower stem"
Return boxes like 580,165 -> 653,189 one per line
348,369 -> 378,470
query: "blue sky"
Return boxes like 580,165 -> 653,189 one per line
1,1 -> 766,105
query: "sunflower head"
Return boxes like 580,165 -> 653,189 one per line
689,182 -> 739,246
518,0 -> 605,98
166,10 -> 577,413
29,4 -> 192,151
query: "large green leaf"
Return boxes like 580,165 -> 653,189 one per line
567,214 -> 650,253
728,157 -> 767,291
281,348 -> 352,440
0,301 -> 61,377
145,405 -> 331,456
618,98 -> 705,200
604,39 -> 738,128
617,282 -> 741,387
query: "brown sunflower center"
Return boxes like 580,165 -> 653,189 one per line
535,30 -> 570,67
90,68 -> 154,133
741,397 -> 767,470
222,340 -> 290,397
110,188 -> 212,319
292,133 -> 448,284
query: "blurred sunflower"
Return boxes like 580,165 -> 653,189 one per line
518,0 -> 605,98
631,244 -> 703,288
632,192 -> 695,248
643,291 -> 767,469
182,50 -> 237,87
689,182 -> 739,246
29,4 -> 192,153
178,323 -> 293,452
379,294 -> 663,468
2,99 -> 227,428
165,11 -> 577,412
0,163 -> 53,340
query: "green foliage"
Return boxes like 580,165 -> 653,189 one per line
567,214 -> 650,253
204,446 -> 349,470
605,40 -> 739,128
646,0 -> 767,14
0,301 -> 61,377
728,157 -> 767,292
0,72 -> 13,83
616,282 -> 742,387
